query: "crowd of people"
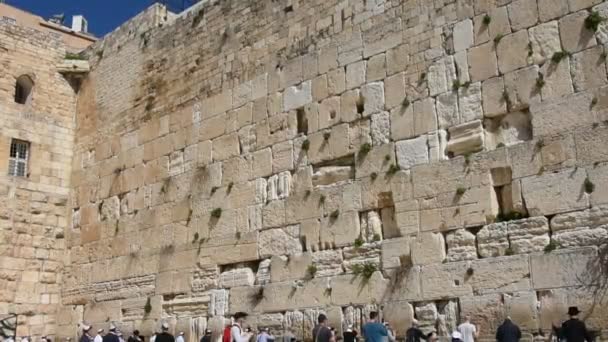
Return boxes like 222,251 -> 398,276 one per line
2,305 -> 594,342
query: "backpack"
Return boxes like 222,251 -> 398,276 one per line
223,325 -> 239,342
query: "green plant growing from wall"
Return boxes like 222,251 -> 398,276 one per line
585,11 -> 605,32
483,14 -> 491,26
387,164 -> 400,175
324,132 -> 331,141
456,187 -> 467,196
144,297 -> 152,314
330,210 -> 340,220
536,73 -> 545,89
211,208 -> 222,219
302,139 -> 310,151
493,33 -> 504,45
65,52 -> 86,60
354,237 -> 364,248
352,262 -> 377,280
307,264 -> 318,278
227,182 -> 234,193
527,42 -> 533,57
373,234 -> 381,242
452,80 -> 461,91
370,172 -> 378,181
358,143 -> 372,158
319,195 -> 326,204
505,247 -> 514,256
551,50 -> 571,64
584,177 -> 595,194
402,97 -> 410,108
544,240 -> 559,253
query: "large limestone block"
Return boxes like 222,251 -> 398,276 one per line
504,66 -> 541,111
482,77 -> 507,117
538,0 -> 569,22
343,243 -> 381,271
503,291 -> 540,330
446,229 -> 477,262
330,272 -> 387,306
284,81 -> 313,111
327,68 -> 346,96
390,105 -> 414,141
267,171 -> 291,201
468,42 -> 498,82
346,60 -> 367,90
319,96 -> 341,129
270,253 -> 312,282
574,126 -> 608,166
446,120 -> 484,156
410,232 -> 446,265
385,72 -> 406,110
454,19 -> 474,52
571,46 -> 608,92
458,82 -> 483,123
521,167 -> 589,216
436,92 -> 459,129
382,302 -> 415,338
553,227 -> 608,248
413,98 -> 437,136
539,57 -> 574,101
530,91 -> 594,136
395,136 -> 429,170
508,217 -> 550,254
381,237 -> 411,269
508,0 -> 538,31
361,82 -> 385,116
219,267 -> 255,288
477,222 -> 509,257
496,30 -> 530,74
355,142 -> 395,178
559,11 -> 597,53
530,247 -> 597,289
259,225 -> 302,258
460,294 -> 505,338
422,255 -> 532,299
371,112 -> 391,146
550,205 -> 608,231
428,56 -> 457,96
252,148 -> 273,178
320,211 -> 361,248
312,250 -> 344,276
394,200 -> 420,237
529,21 -> 561,65
367,53 -> 386,82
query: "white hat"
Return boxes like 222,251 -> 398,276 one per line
109,324 -> 117,331
161,322 -> 169,330
98,329 -> 104,334
179,332 -> 184,336
452,331 -> 462,340
82,325 -> 91,331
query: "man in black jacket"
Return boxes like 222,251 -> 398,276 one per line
559,307 -> 593,342
103,325 -> 120,342
496,317 -> 521,342
156,323 -> 175,342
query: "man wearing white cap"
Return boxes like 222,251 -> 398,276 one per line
103,325 -> 120,342
95,329 -> 105,342
155,323 -> 174,342
343,325 -> 357,342
176,332 -> 185,342
81,324 -> 93,342
451,331 -> 463,342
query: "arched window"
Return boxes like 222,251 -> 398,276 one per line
14,75 -> 34,104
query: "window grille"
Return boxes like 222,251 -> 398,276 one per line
9,139 -> 29,177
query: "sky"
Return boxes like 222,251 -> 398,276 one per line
6,0 -> 186,37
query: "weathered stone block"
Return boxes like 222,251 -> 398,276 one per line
446,229 -> 477,262
508,217 -> 550,254
482,76 -> 507,117
346,60 -> 366,90
571,45 -> 608,92
320,211 -> 361,248
284,81 -> 313,111
428,56 -> 457,96
458,82 -> 483,123
259,225 -> 302,258
411,232 -> 446,265
559,11 -> 597,53
530,247 -> 597,289
496,30 -> 530,74
395,136 -> 429,170
529,21 -> 561,65
531,91 -> 593,136
522,167 -> 589,216
478,222 -> 509,257
219,267 -> 255,288
454,19 -> 474,52
468,42 -> 498,82
508,0 -> 538,31
504,66 -> 541,111
446,120 -> 484,156
413,98 -> 437,136
538,0 -> 569,22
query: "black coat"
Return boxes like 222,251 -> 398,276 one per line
496,320 -> 521,342
156,333 -> 175,342
560,319 -> 593,342
103,333 -> 120,342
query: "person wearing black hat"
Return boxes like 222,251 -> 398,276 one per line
156,323 -> 175,342
496,317 -> 521,342
200,329 -> 212,342
103,325 -> 120,342
559,307 -> 593,342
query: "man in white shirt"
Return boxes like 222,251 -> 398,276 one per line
231,312 -> 252,342
176,333 -> 185,342
457,316 -> 478,342
95,329 -> 104,342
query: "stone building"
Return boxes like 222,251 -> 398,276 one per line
2,0 -> 608,341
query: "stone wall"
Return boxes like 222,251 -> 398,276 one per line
54,0 -> 608,340
0,20 -> 80,337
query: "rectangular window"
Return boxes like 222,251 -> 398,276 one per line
9,139 -> 29,177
